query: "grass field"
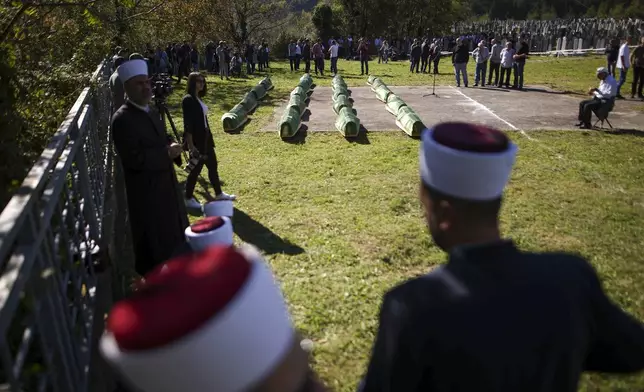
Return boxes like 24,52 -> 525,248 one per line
166,57 -> 644,391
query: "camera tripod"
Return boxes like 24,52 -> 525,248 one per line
423,71 -> 439,98
155,99 -> 208,185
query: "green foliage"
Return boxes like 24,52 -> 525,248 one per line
312,4 -> 335,42
469,0 -> 644,18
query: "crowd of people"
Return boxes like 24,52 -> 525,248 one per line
100,23 -> 644,391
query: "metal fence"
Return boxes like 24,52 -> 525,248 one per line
0,60 -> 130,391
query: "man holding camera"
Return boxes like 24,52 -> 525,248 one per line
111,59 -> 188,276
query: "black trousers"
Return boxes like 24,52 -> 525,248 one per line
361,59 -> 369,75
632,66 -> 644,97
578,98 -> 602,125
488,62 -> 500,85
289,56 -> 296,71
499,67 -> 512,86
433,57 -> 440,74
410,57 -> 420,73
185,150 -> 223,199
304,58 -> 311,73
421,56 -> 429,72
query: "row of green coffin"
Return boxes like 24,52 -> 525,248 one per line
279,75 -> 313,138
221,77 -> 273,131
368,76 -> 425,137
332,76 -> 360,137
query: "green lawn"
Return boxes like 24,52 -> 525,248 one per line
165,58 -> 644,391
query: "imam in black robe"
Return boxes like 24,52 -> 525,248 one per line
361,240 -> 644,392
111,102 -> 188,275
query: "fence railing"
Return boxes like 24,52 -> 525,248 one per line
0,60 -> 130,391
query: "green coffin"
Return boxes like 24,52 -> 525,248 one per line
259,77 -> 273,90
335,107 -> 360,137
333,94 -> 352,114
221,104 -> 248,131
386,95 -> 407,114
291,86 -> 308,99
287,94 -> 306,117
371,78 -> 386,90
332,75 -> 347,90
332,88 -> 349,102
279,106 -> 301,138
239,92 -> 258,112
396,106 -> 425,137
374,85 -> 391,102
251,84 -> 267,100
298,74 -> 313,91
367,75 -> 377,85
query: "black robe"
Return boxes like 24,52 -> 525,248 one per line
361,240 -> 644,392
111,102 -> 188,276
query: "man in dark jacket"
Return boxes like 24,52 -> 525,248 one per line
360,122 -> 644,392
111,60 -> 188,276
302,39 -> 311,74
420,39 -> 431,73
410,39 -> 422,73
451,38 -> 469,87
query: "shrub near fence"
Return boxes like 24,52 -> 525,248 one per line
0,60 -> 130,392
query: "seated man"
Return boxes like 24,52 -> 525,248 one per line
576,67 -> 617,129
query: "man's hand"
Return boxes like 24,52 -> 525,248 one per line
168,143 -> 182,159
588,87 -> 596,96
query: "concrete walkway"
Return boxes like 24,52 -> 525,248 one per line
264,85 -> 644,132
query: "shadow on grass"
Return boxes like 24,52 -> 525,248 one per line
232,207 -> 305,255
346,126 -> 370,144
602,128 -> 644,137
282,124 -> 308,144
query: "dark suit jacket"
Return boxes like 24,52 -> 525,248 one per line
182,94 -> 214,155
361,241 -> 644,392
111,102 -> 188,275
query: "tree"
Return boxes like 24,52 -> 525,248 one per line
312,3 -> 334,42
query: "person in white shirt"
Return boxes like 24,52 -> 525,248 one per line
498,41 -> 515,88
472,40 -> 490,87
576,67 -> 618,129
295,41 -> 302,71
328,40 -> 339,75
616,37 -> 631,99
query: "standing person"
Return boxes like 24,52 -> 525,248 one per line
380,40 -> 389,64
431,39 -> 442,74
472,39 -> 490,87
451,38 -> 469,88
498,41 -> 515,88
216,41 -> 229,80
359,122 -> 644,392
512,40 -> 529,90
288,40 -> 297,71
488,38 -> 502,86
100,244 -> 329,392
190,45 -> 199,72
312,39 -> 324,76
295,40 -> 302,70
245,43 -> 254,75
616,36 -> 631,100
606,38 -> 620,77
328,39 -> 339,75
302,39 -> 311,74
631,37 -> 644,100
420,39 -> 431,73
182,72 -> 236,209
263,42 -> 270,69
111,60 -> 188,276
358,38 -> 369,75
257,42 -> 265,72
109,56 -> 126,115
410,39 -> 421,73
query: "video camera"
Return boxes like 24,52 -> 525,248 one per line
151,73 -> 174,103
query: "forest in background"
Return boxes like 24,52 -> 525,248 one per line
0,0 -> 642,209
